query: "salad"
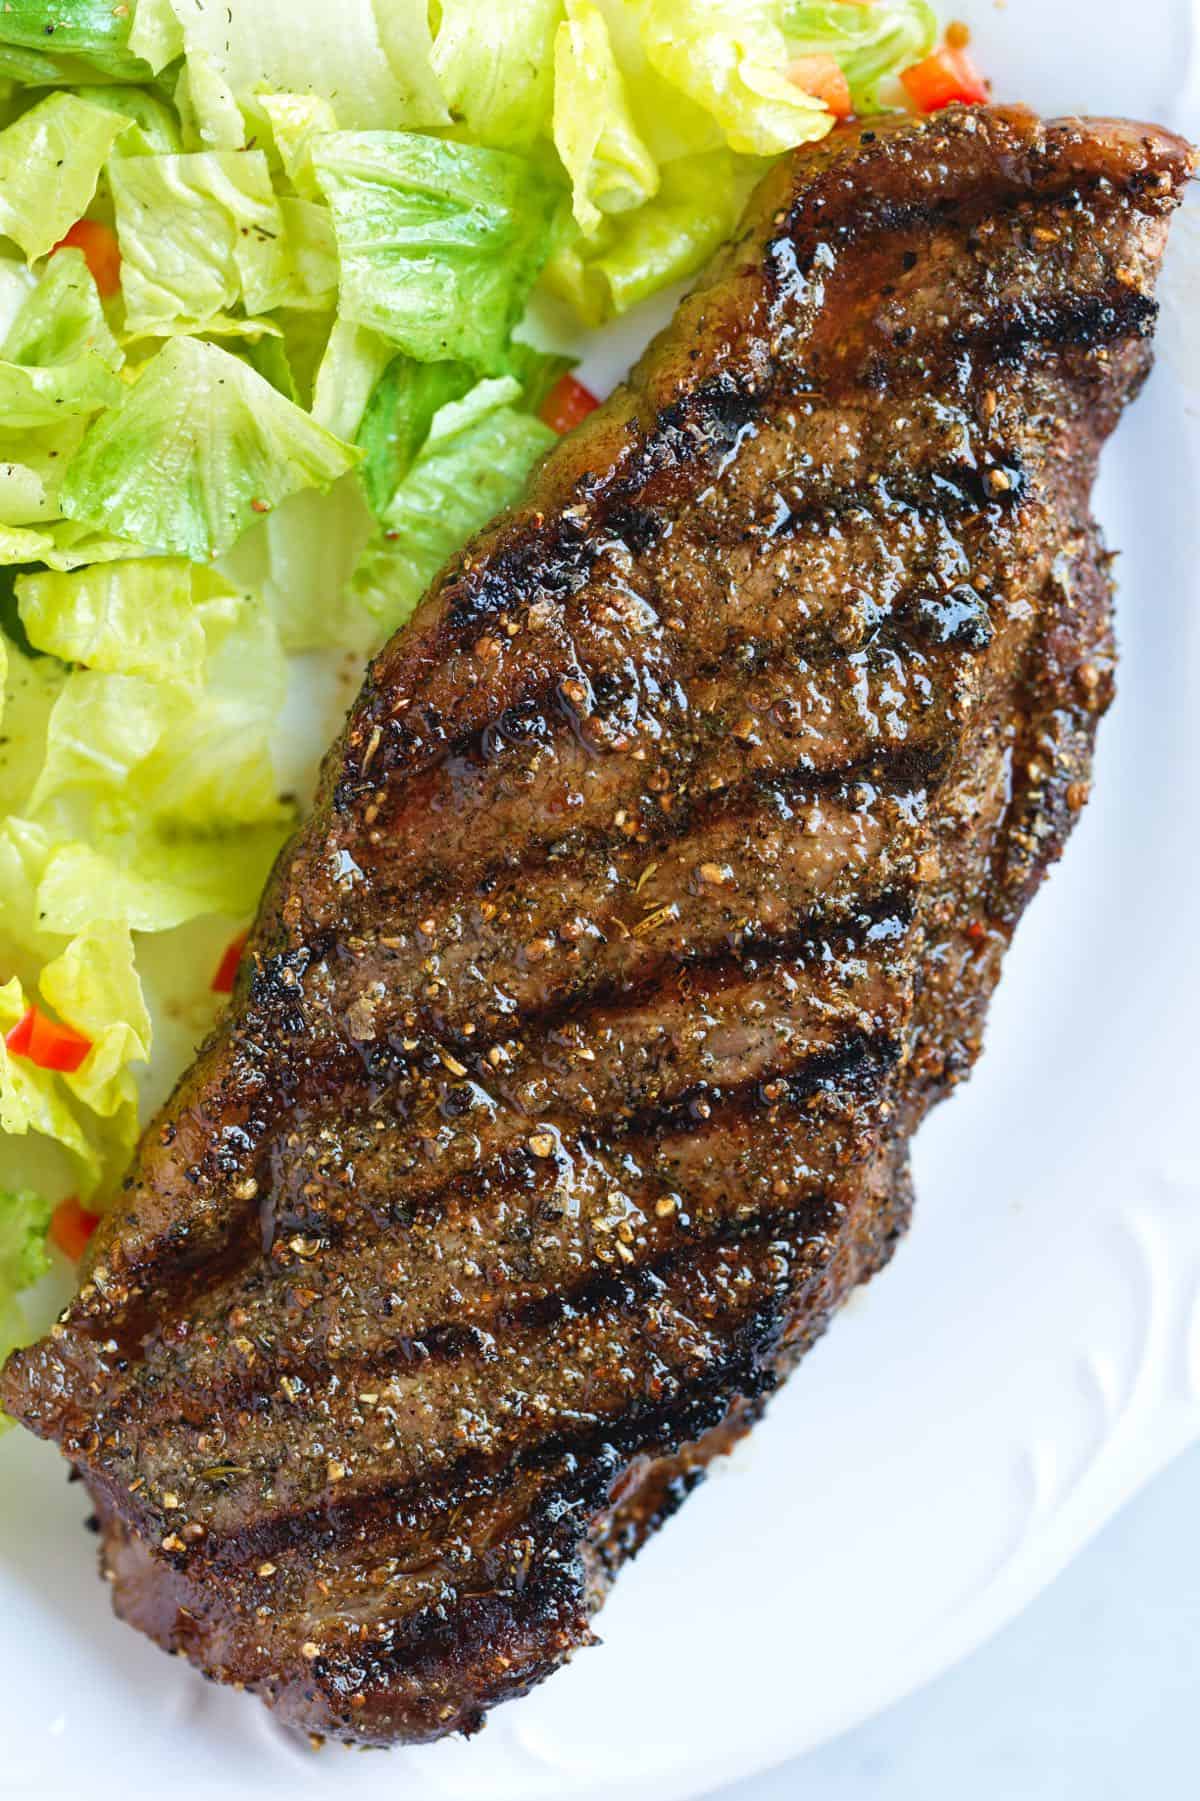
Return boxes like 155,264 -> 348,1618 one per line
0,0 -> 980,1392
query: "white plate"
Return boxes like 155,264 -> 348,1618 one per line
2,3 -> 1198,1795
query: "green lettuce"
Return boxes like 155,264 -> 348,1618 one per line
555,0 -> 660,238
217,476 -> 375,652
60,336 -> 360,560
33,830 -> 285,935
27,594 -> 287,835
783,1 -> 937,110
17,558 -> 208,681
356,356 -> 475,520
546,147 -> 738,323
0,95 -> 130,262
84,86 -> 185,158
312,131 -> 561,373
110,150 -> 296,333
0,1186 -> 52,1389
310,319 -> 395,442
127,0 -> 185,76
0,250 -> 124,430
639,0 -> 832,156
0,976 -> 98,1182
165,0 -> 447,134
0,419 -> 99,530
259,92 -> 340,198
352,375 -> 554,635
432,0 -> 562,151
40,922 -> 151,1135
0,1 -> 149,82
174,46 -> 247,154
2,565 -> 290,930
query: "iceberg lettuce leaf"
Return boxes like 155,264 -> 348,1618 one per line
0,976 -> 98,1182
259,92 -> 340,198
128,0 -> 185,75
0,1 -> 148,81
545,146 -> 738,323
0,95 -> 130,262
310,318 -> 395,442
60,336 -> 360,561
432,0 -> 561,151
217,475 -> 376,652
166,0 -> 447,134
16,558 -> 208,681
312,131 -> 561,374
555,0 -> 659,238
356,356 -> 475,520
35,829 -> 287,936
353,375 -> 554,634
0,250 -> 125,431
40,922 -> 151,1128
3,251 -> 122,374
110,150 -> 293,333
783,1 -> 937,110
639,0 -> 831,157
133,592 -> 289,827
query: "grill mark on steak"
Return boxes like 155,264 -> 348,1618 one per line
2,107 -> 1191,1748
85,1196 -> 841,1506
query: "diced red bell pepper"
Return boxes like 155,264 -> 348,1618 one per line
5,1004 -> 92,1074
539,374 -> 600,436
51,219 -> 122,299
900,45 -> 989,113
49,1196 -> 100,1262
786,54 -> 854,120
212,929 -> 249,995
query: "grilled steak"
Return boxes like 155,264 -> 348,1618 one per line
2,105 -> 1191,1747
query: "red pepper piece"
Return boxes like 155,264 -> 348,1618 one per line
539,374 -> 601,436
212,930 -> 249,995
52,219 -> 122,299
900,45 -> 989,113
49,1196 -> 101,1262
5,1005 -> 92,1074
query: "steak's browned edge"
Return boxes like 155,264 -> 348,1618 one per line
2,106 -> 1192,1747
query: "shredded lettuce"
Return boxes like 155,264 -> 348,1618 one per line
110,151 -> 295,334
312,132 -> 561,373
0,95 -> 130,262
356,356 -> 476,520
555,0 -> 660,237
166,0 -> 447,135
60,337 -> 360,560
0,251 -> 124,429
640,0 -> 832,157
784,1 -> 937,110
0,1 -> 148,83
432,0 -> 562,152
0,1186 -> 52,1391
352,376 -> 555,636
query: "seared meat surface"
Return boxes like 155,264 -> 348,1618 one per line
2,106 -> 1191,1746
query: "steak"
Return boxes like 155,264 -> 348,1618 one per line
2,105 -> 1191,1747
